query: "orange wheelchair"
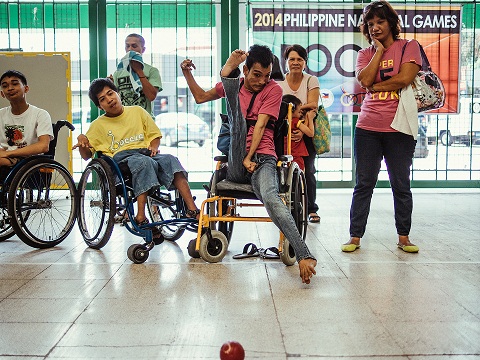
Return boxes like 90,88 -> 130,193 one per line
187,103 -> 307,266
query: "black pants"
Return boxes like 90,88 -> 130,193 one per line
349,128 -> 416,237
303,137 -> 319,214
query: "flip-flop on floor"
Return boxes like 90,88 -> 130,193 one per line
259,246 -> 280,259
233,243 -> 260,259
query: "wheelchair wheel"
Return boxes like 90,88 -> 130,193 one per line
0,206 -> 15,242
279,165 -> 307,266
198,229 -> 228,263
8,158 -> 77,249
280,238 -> 297,266
290,166 -> 308,240
127,243 -> 149,264
187,238 -> 200,258
147,190 -> 185,241
77,158 -> 116,249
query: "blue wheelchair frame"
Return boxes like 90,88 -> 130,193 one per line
77,153 -> 198,263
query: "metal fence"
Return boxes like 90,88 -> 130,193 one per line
1,0 -> 479,188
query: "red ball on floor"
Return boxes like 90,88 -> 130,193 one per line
219,341 -> 245,360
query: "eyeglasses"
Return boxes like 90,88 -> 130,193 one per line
363,2 -> 384,14
341,87 -> 367,107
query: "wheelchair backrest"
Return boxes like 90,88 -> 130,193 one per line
273,101 -> 289,158
47,120 -> 75,157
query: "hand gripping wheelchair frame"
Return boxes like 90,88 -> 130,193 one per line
76,153 -> 198,263
0,121 -> 77,248
187,103 -> 308,266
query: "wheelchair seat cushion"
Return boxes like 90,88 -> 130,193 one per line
215,180 -> 258,200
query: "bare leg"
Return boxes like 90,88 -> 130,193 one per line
172,172 -> 199,218
135,192 -> 148,222
0,158 -> 16,167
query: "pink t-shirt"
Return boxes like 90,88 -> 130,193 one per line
355,39 -> 422,132
215,79 -> 283,158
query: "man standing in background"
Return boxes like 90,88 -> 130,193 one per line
112,33 -> 162,118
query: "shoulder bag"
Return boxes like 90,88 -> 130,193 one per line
401,40 -> 445,112
307,75 -> 331,155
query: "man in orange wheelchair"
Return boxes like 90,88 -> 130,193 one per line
182,46 -> 317,284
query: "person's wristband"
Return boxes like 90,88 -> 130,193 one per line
297,120 -> 304,128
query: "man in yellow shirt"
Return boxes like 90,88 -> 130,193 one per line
73,78 -> 199,235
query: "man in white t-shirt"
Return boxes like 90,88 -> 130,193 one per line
0,70 -> 53,167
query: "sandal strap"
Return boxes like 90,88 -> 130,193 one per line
135,218 -> 149,226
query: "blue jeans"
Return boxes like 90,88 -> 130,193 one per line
221,75 -> 315,262
113,149 -> 187,197
350,128 -> 416,238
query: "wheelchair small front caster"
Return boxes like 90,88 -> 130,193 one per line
187,239 -> 201,258
127,244 -> 150,264
198,230 -> 228,263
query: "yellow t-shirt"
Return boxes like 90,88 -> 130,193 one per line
85,106 -> 162,157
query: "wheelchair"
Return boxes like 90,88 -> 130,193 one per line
76,153 -> 198,263
187,103 -> 308,266
0,121 -> 77,248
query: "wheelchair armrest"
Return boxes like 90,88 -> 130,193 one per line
214,155 -> 228,162
278,154 -> 293,162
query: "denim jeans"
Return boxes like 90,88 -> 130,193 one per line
221,75 -> 315,262
113,149 -> 187,197
349,128 -> 416,238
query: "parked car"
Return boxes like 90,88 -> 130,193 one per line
319,114 -> 428,158
155,112 -> 211,147
425,96 -> 480,146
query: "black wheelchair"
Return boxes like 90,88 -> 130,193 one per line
187,103 -> 308,266
0,121 -> 77,248
76,153 -> 198,263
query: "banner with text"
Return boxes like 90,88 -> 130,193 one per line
251,5 -> 461,113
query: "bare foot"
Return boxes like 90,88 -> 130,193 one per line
220,49 -> 248,77
299,258 -> 317,284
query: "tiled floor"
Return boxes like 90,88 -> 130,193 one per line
0,189 -> 479,359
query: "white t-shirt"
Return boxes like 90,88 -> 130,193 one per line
278,73 -> 320,104
0,104 -> 54,151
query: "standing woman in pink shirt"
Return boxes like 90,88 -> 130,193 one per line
342,0 -> 422,253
